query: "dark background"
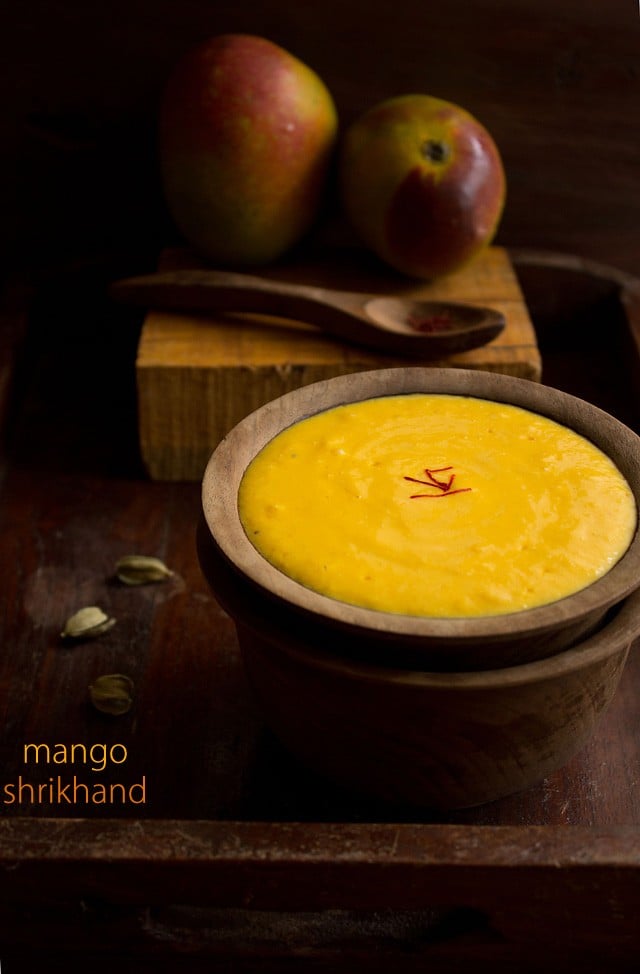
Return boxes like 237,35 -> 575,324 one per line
2,0 -> 639,280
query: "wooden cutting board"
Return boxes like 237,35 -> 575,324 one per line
136,246 -> 541,481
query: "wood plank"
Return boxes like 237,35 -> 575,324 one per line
2,820 -> 640,967
3,818 -> 640,904
136,246 -> 541,480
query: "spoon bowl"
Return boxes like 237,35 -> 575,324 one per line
364,296 -> 505,353
111,268 -> 505,357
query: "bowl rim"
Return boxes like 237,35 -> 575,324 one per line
240,585 -> 640,690
201,367 -> 640,642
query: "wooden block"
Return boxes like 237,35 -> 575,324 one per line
136,246 -> 541,481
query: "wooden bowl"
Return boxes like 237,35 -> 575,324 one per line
199,512 -> 640,808
235,590 -> 640,809
199,367 -> 640,671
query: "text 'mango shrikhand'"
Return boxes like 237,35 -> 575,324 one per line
238,395 -> 636,618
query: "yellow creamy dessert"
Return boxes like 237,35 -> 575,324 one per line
238,394 -> 636,617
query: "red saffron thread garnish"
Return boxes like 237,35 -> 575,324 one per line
407,312 -> 454,334
410,488 -> 472,499
404,476 -> 433,486
424,470 -> 449,490
405,465 -> 471,498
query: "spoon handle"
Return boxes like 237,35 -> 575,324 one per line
110,268 -> 504,357
111,268 -> 398,349
112,269 -> 361,320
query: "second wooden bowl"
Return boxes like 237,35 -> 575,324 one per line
198,513 -> 640,808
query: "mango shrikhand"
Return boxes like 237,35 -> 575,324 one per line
238,394 -> 637,617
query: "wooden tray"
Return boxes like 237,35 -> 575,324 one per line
1,250 -> 640,972
136,246 -> 541,481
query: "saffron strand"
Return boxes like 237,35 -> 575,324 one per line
406,464 -> 470,498
410,488 -> 472,498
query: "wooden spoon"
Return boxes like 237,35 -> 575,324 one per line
110,267 -> 505,357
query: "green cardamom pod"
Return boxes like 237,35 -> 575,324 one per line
89,674 -> 134,715
61,606 -> 116,640
115,554 -> 174,586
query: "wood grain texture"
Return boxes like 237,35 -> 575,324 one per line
2,820 -> 640,969
1,256 -> 640,966
137,246 -> 540,480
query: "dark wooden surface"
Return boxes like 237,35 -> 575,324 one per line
2,2 -> 640,967
3,820 -> 640,973
2,252 -> 640,971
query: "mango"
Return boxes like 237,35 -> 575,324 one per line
340,95 -> 506,279
159,34 -> 338,265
